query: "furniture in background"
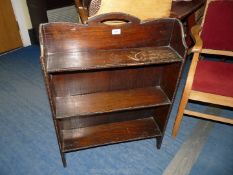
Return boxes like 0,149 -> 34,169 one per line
172,0 -> 233,138
74,0 -> 91,23
89,0 -> 172,20
76,0 -> 205,23
39,13 -> 187,167
171,0 -> 206,46
171,0 -> 205,20
75,0 -> 205,46
26,0 -> 205,43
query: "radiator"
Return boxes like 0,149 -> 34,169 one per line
47,5 -> 79,23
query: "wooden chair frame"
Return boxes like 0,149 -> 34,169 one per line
74,0 -> 89,23
172,1 -> 233,137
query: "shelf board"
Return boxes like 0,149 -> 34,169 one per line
47,46 -> 182,73
56,86 -> 170,119
61,117 -> 161,152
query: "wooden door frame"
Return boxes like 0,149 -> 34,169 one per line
11,0 -> 31,47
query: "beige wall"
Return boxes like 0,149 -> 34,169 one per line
19,0 -> 32,29
11,0 -> 31,45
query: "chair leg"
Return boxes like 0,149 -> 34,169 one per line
172,52 -> 200,138
172,94 -> 189,138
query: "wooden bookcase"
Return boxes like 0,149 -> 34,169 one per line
39,13 -> 187,167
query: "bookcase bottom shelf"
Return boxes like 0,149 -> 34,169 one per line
61,117 -> 161,152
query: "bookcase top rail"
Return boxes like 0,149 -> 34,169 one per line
40,13 -> 187,61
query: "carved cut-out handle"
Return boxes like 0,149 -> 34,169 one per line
87,12 -> 141,25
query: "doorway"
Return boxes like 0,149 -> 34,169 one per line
0,0 -> 23,53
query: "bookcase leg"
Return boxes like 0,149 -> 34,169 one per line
156,136 -> 163,149
61,153 -> 67,167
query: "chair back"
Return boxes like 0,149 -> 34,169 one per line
200,0 -> 233,54
172,0 -> 233,138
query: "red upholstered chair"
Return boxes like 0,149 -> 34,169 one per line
172,0 -> 233,137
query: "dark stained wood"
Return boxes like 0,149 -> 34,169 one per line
39,13 -> 187,167
170,20 -> 187,58
160,63 -> 183,100
171,0 -> 206,47
47,46 -> 182,73
40,16 -> 174,53
171,0 -> 206,20
59,108 -> 158,129
56,86 -> 170,119
52,66 -> 162,97
61,117 -> 161,152
74,0 -> 89,24
153,106 -> 171,134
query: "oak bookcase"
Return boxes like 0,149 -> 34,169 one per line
39,13 -> 187,167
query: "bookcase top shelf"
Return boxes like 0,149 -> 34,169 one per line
40,14 -> 187,73
46,46 -> 182,73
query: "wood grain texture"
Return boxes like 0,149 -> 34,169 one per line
172,52 -> 200,138
56,86 -> 170,119
74,0 -> 89,23
160,63 -> 183,101
39,14 -> 187,166
59,108 -> 158,129
189,90 -> 233,108
52,66 -> 162,97
184,110 -> 233,124
47,46 -> 182,73
40,17 -> 176,53
61,117 -> 161,152
201,49 -> 233,57
171,0 -> 205,20
190,25 -> 203,53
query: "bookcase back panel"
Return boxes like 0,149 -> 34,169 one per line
40,19 -> 174,53
52,66 -> 162,97
59,108 -> 157,129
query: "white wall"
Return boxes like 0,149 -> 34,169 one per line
11,0 -> 32,46
19,0 -> 32,29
